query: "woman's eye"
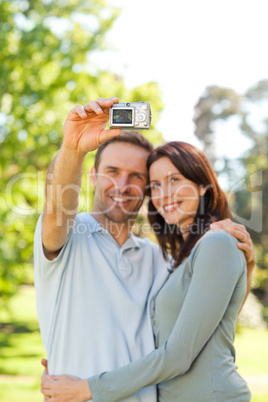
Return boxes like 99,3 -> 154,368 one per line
151,183 -> 160,190
171,177 -> 179,183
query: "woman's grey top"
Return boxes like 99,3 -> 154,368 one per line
88,230 -> 251,401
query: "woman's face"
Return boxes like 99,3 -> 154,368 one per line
149,157 -> 204,231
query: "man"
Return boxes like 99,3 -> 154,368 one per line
36,97 -> 255,401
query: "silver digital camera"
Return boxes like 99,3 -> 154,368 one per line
109,102 -> 151,130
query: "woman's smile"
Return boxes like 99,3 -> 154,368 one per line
162,201 -> 182,213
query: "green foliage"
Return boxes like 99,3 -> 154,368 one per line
193,80 -> 268,305
0,0 -> 164,304
193,85 -> 242,164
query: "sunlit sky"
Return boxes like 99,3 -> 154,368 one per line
92,0 -> 268,160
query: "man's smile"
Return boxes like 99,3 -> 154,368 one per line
110,195 -> 133,205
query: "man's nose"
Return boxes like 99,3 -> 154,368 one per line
115,174 -> 130,191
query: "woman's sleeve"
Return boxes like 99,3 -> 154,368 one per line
88,231 -> 247,402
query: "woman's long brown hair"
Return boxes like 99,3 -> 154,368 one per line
147,141 -> 232,269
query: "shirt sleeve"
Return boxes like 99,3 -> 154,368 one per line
34,213 -> 74,283
87,230 -> 247,402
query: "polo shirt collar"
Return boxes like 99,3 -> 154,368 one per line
125,232 -> 141,250
86,214 -> 108,234
87,214 -> 141,250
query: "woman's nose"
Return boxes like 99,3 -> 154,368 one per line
161,183 -> 173,198
153,184 -> 171,201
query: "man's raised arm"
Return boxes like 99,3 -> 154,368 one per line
42,97 -> 122,260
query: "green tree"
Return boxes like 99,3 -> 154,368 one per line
0,0 -> 164,304
193,85 -> 243,165
193,80 -> 268,305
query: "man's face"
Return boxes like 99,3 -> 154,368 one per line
91,142 -> 149,225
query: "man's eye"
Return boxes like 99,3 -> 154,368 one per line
133,174 -> 142,180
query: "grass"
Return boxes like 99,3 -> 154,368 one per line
0,286 -> 45,402
235,327 -> 268,375
235,328 -> 268,402
0,286 -> 268,401
234,327 -> 268,401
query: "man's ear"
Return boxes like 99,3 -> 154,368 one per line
90,166 -> 97,187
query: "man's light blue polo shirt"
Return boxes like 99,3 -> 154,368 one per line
34,213 -> 169,402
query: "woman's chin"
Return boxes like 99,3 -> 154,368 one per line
163,215 -> 179,226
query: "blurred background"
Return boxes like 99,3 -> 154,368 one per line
0,0 -> 267,400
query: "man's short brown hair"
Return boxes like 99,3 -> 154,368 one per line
94,131 -> 154,172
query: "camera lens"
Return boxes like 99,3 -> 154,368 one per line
126,103 -> 130,107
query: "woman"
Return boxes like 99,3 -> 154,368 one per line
42,141 -> 251,401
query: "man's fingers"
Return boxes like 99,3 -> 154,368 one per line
66,104 -> 87,119
212,226 -> 248,240
211,221 -> 247,233
237,242 -> 249,252
41,379 -> 57,394
95,97 -> 119,106
83,97 -> 119,115
41,382 -> 51,390
69,101 -> 105,118
210,218 -> 232,227
68,97 -> 120,121
231,223 -> 247,232
227,228 -> 249,241
83,101 -> 104,115
41,370 -> 49,382
41,376 -> 58,385
41,358 -> 48,370
237,241 -> 254,260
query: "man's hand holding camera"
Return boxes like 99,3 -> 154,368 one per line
62,97 -> 122,155
42,97 -> 121,258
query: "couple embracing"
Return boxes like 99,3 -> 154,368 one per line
36,97 -> 254,401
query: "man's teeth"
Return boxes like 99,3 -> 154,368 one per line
113,197 -> 130,203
